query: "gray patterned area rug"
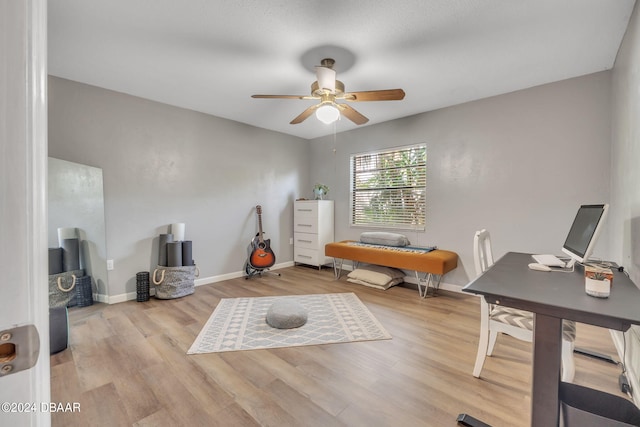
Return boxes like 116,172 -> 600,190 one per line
188,292 -> 391,354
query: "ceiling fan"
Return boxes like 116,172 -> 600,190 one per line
251,58 -> 405,125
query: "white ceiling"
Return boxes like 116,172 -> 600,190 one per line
48,0 -> 635,140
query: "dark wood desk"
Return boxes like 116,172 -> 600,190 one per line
462,252 -> 640,426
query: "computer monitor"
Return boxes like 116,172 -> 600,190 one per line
561,204 -> 609,267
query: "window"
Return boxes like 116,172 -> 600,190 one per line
350,144 -> 426,229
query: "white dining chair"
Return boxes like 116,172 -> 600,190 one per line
472,229 -> 575,382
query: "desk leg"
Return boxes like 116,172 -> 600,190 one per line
532,313 -> 562,427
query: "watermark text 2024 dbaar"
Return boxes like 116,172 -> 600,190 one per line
1,402 -> 81,413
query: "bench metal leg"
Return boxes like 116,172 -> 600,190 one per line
332,258 -> 345,279
331,258 -> 359,279
415,271 -> 443,298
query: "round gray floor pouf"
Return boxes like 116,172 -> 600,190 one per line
266,299 -> 308,329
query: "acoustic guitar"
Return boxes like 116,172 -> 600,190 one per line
247,205 -> 276,269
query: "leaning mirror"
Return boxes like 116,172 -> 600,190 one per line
48,158 -> 108,301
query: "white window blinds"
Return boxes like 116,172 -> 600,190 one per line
350,144 -> 426,229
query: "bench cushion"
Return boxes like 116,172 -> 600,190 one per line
325,240 -> 458,276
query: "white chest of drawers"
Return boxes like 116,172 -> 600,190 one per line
293,200 -> 334,269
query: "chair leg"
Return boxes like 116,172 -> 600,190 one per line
487,331 -> 498,356
561,339 -> 575,382
473,299 -> 491,378
473,326 -> 489,378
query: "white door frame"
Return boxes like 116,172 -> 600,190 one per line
0,0 -> 50,425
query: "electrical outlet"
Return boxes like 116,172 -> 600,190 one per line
107,259 -> 114,270
289,237 -> 293,245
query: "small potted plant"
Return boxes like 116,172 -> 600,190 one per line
313,183 -> 329,200
584,266 -> 613,298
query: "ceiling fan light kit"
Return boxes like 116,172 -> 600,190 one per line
252,57 -> 405,126
316,104 -> 340,124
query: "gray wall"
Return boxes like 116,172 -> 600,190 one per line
49,77 -> 310,300
309,72 -> 612,286
50,70 -> 613,296
612,3 -> 640,283
611,1 -> 640,406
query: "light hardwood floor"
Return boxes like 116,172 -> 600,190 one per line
51,266 -> 629,426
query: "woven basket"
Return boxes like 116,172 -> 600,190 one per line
152,265 -> 198,299
49,269 -> 84,308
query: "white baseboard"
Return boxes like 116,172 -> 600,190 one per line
105,261 -> 295,304
194,260 -> 295,286
102,261 -> 462,303
107,292 -> 132,305
93,293 -> 109,304
399,275 -> 462,294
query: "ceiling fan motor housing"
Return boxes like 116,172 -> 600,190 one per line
311,80 -> 345,97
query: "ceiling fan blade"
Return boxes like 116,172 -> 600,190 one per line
336,104 -> 369,125
290,104 -> 321,124
252,94 -> 316,100
315,66 -> 336,93
341,89 -> 406,102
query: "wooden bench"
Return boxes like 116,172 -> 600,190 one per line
325,240 -> 458,297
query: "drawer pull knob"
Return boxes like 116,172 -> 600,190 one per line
297,224 -> 312,227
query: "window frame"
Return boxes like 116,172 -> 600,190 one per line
349,143 -> 427,230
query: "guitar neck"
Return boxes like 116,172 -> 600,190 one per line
256,206 -> 265,243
